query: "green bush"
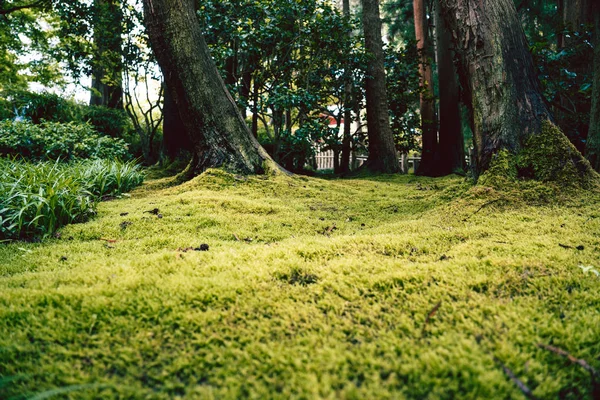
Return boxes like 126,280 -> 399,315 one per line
0,120 -> 130,161
5,90 -> 80,124
81,105 -> 132,139
0,158 -> 144,240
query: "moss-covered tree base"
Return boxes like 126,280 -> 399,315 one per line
478,121 -> 600,191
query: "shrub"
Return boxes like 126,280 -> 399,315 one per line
0,158 -> 144,240
81,105 -> 132,139
5,90 -> 80,124
0,120 -> 130,161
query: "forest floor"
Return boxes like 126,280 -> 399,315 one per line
0,169 -> 599,399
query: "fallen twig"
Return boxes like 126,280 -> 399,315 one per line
99,238 -> 117,243
421,300 -> 442,336
537,344 -> 597,377
462,199 -> 502,222
495,358 -> 538,400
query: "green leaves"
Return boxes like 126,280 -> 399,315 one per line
0,120 -> 130,162
0,158 -> 144,240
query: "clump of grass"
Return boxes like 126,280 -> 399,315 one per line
274,266 -> 319,286
0,158 -> 144,240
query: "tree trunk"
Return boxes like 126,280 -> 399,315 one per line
361,0 -> 401,173
434,0 -> 464,175
438,0 -> 597,184
586,3 -> 600,171
414,0 -> 437,176
90,0 -> 123,109
142,0 -> 282,176
340,0 -> 352,173
162,82 -> 190,162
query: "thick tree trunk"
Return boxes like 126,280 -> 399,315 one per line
413,0 -> 436,173
340,0 -> 352,173
414,0 -> 437,176
434,0 -> 464,175
361,0 -> 401,173
162,82 -> 190,162
438,0 -> 596,184
586,4 -> 600,171
90,0 -> 123,109
143,0 -> 282,176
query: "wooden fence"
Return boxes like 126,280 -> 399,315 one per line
315,150 -> 420,173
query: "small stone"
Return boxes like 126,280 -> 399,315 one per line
197,243 -> 209,251
59,256 -> 68,262
576,245 -> 585,251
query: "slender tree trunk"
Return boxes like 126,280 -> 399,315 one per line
361,0 -> 400,173
340,0 -> 352,173
90,0 -> 123,109
438,0 -> 596,184
586,3 -> 600,171
143,0 -> 282,176
434,0 -> 464,175
414,0 -> 437,176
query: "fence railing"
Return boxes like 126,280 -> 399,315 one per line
315,150 -> 420,173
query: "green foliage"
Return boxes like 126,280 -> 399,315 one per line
0,120 -> 130,162
0,171 -> 598,398
81,105 -> 133,139
5,89 -> 80,123
0,158 -> 144,240
385,43 -> 422,153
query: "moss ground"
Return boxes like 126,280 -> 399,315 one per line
0,170 -> 599,399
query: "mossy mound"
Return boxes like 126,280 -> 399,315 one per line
478,121 -> 599,203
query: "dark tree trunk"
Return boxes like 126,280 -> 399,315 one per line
438,0 -> 596,183
142,0 -> 282,176
414,0 -> 437,176
162,82 -> 190,162
586,3 -> 600,171
361,0 -> 401,173
90,0 -> 123,109
251,76 -> 259,138
340,0 -> 352,173
434,0 -> 464,175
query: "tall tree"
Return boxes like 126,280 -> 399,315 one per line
142,0 -> 281,176
585,3 -> 600,171
90,0 -> 123,108
340,0 -> 353,173
434,0 -> 464,175
361,0 -> 401,173
413,0 -> 437,176
438,0 -> 596,183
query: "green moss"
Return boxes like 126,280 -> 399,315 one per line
0,171 -> 599,398
518,121 -> 599,187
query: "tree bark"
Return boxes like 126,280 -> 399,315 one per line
434,0 -> 464,175
438,0 -> 596,183
142,0 -> 282,176
361,0 -> 401,173
414,0 -> 437,176
90,0 -> 123,109
340,0 -> 352,173
585,3 -> 600,171
162,82 -> 190,162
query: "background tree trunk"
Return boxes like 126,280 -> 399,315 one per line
361,0 -> 401,173
143,0 -> 281,176
438,0 -> 596,183
414,0 -> 437,176
340,0 -> 352,173
586,3 -> 600,171
434,0 -> 464,175
90,0 -> 123,109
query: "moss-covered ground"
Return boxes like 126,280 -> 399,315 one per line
0,170 -> 599,399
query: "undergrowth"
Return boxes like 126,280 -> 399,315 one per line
0,158 -> 144,240
0,169 -> 598,399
